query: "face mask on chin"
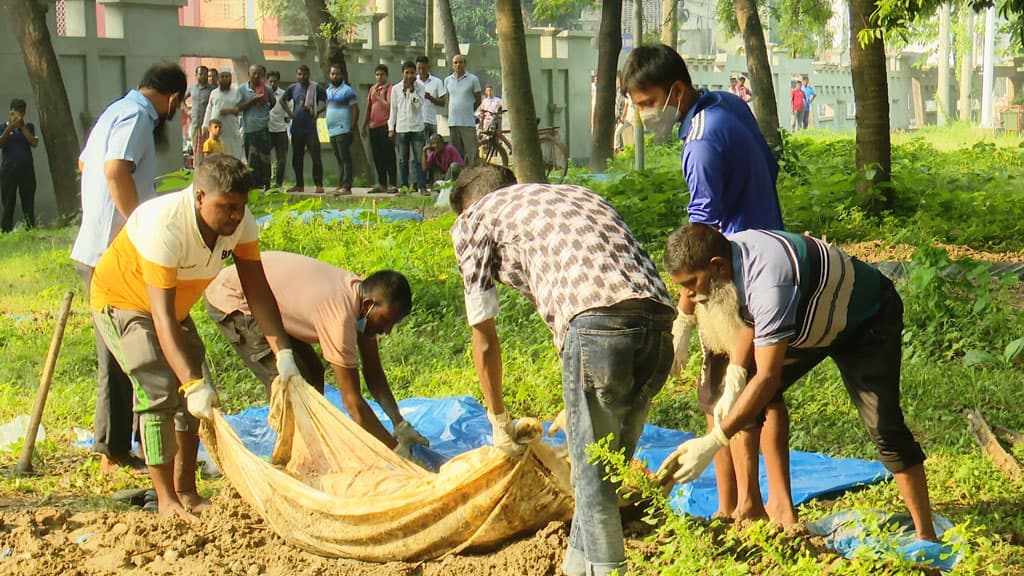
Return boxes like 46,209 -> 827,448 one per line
356,303 -> 374,334
639,85 -> 681,143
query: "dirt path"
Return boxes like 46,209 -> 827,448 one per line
0,489 -> 572,576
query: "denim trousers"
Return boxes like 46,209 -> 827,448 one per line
395,130 -> 426,188
560,299 -> 674,576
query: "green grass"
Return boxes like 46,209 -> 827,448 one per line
2,128 -> 1024,573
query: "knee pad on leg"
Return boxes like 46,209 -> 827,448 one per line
139,412 -> 177,466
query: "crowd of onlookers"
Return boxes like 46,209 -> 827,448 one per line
185,56 -> 503,195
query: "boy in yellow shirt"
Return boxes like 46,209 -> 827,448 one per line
202,118 -> 226,155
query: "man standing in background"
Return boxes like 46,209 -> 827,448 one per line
415,55 -> 445,142
267,70 -> 289,188
801,76 -> 816,130
70,62 -> 187,474
442,55 -> 482,165
238,64 -> 274,190
185,65 -> 213,166
0,98 -> 38,232
325,63 -> 359,194
204,67 -> 243,160
281,64 -> 327,194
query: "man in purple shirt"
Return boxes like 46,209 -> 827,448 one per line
421,133 -> 464,185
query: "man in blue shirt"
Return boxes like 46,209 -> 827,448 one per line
70,62 -> 187,475
238,64 -> 274,190
325,63 -> 359,194
801,76 -> 817,130
281,64 -> 327,194
622,44 -> 785,522
0,98 -> 38,232
658,223 -> 938,542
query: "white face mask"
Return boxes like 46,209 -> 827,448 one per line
356,303 -> 374,334
639,85 -> 680,143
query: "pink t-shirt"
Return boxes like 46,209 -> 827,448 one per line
205,251 -> 363,368
366,83 -> 392,129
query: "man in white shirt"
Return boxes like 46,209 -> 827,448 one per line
267,70 -> 289,188
389,61 -> 427,193
478,85 -> 503,131
415,55 -> 446,142
203,67 -> 243,160
442,54 -> 482,165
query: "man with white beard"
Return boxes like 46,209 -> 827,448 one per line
657,223 -> 938,542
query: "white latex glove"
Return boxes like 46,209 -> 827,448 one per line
547,409 -> 567,437
275,349 -> 300,387
669,313 -> 696,378
657,425 -> 729,487
393,420 -> 430,459
487,410 -> 525,458
182,377 -> 219,420
713,364 -> 748,428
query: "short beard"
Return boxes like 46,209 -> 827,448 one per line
693,278 -> 746,355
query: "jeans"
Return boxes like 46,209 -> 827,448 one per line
560,299 -> 674,576
1,161 -> 35,232
270,131 -> 289,187
291,131 -> 323,188
329,132 -> 354,188
395,131 -> 426,189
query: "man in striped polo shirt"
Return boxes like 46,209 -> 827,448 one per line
90,154 -> 300,521
450,165 -> 676,576
658,223 -> 937,541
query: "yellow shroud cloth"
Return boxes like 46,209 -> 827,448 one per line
201,377 -> 574,561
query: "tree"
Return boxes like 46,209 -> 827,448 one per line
496,0 -> 546,182
7,0 -> 79,218
661,0 -> 678,49
589,0 -> 622,172
438,0 -> 463,57
849,0 -> 893,210
732,0 -> 783,150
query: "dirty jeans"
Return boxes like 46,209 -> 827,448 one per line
560,299 -> 674,576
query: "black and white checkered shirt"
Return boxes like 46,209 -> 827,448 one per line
452,183 -> 673,351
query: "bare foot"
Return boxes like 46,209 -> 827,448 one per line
733,507 -> 770,524
177,490 -> 212,514
158,499 -> 199,522
765,501 -> 799,526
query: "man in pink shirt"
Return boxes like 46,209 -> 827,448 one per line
204,251 -> 428,455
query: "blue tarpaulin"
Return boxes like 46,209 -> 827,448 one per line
80,388 -> 959,569
255,208 -> 424,227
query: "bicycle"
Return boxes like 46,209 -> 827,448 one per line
478,108 -> 511,169
537,125 -> 568,181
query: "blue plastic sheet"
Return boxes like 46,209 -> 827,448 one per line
807,510 -> 961,572
255,208 -> 424,227
80,390 -> 958,568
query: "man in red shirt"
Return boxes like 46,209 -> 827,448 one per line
362,65 -> 396,194
421,133 -> 464,186
790,80 -> 806,132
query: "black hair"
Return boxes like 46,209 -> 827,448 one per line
9,98 -> 26,111
402,61 -> 416,72
297,64 -> 310,74
195,153 -> 252,196
663,223 -> 732,274
362,270 -> 413,315
196,65 -> 208,74
267,70 -> 280,80
415,55 -> 430,65
450,165 -> 517,214
207,118 -> 222,127
139,62 -> 188,100
375,64 -> 389,75
620,44 -> 692,96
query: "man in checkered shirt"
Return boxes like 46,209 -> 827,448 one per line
449,165 -> 675,576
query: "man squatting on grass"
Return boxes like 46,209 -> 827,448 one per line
449,165 -> 675,576
204,251 -> 429,458
621,44 -> 786,521
657,223 -> 938,541
90,154 -> 302,521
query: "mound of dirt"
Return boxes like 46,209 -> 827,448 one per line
840,240 -> 1024,264
0,490 -> 573,576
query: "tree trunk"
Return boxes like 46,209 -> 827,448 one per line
7,0 -> 79,218
936,3 -> 950,125
958,9 -> 974,123
438,0 -> 461,59
303,0 -> 346,79
589,0 -> 622,173
496,0 -> 545,182
733,0 -> 782,151
849,0 -> 892,211
661,0 -> 677,49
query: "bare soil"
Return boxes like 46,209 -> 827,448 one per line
840,240 -> 1024,264
0,489 -> 574,576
